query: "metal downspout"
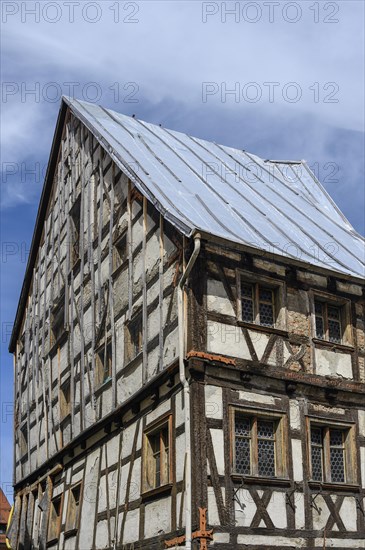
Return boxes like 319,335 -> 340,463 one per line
178,233 -> 201,550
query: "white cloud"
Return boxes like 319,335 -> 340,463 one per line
1,0 -> 364,224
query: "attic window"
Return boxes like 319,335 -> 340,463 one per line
315,300 -> 341,343
312,294 -> 352,346
241,283 -> 275,327
237,271 -> 285,330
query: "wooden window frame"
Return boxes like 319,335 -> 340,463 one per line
47,493 -> 63,543
65,482 -> 83,534
124,312 -> 143,364
236,270 -> 286,331
307,418 -> 357,486
310,291 -> 352,347
314,301 -> 342,343
142,414 -> 173,495
231,407 -> 288,480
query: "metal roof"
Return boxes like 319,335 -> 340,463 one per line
64,97 -> 365,280
8,97 -> 365,352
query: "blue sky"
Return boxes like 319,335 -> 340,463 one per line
1,0 -> 364,502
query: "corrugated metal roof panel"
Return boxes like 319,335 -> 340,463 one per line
64,97 -> 365,279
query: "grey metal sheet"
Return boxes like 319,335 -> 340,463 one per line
63,97 -> 365,279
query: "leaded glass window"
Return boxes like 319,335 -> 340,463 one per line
310,425 -> 348,483
241,281 -> 275,327
234,412 -> 281,478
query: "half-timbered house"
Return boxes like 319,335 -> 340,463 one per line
8,97 -> 365,549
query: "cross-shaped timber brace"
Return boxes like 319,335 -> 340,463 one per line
165,508 -> 214,549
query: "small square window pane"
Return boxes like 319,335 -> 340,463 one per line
311,427 -> 323,446
328,306 -> 340,320
259,287 -> 272,302
328,319 -> 341,343
329,429 -> 343,447
315,301 -> 323,315
257,420 -> 274,439
235,416 -> 250,436
241,284 -> 253,298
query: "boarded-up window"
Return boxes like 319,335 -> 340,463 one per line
65,483 -> 82,532
125,313 -> 143,363
19,424 -> 28,457
95,341 -> 112,387
50,295 -> 65,348
47,495 -> 62,542
70,196 -> 81,267
309,423 -> 355,484
112,231 -> 127,273
232,409 -> 287,478
60,379 -> 71,420
142,415 -> 172,493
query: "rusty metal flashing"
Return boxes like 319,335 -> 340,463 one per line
186,350 -> 236,366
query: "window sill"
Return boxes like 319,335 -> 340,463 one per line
312,338 -> 354,353
68,258 -> 81,277
237,321 -> 288,338
63,528 -> 78,539
141,483 -> 173,501
231,474 -> 291,487
111,263 -> 128,280
94,376 -> 112,397
308,480 -> 360,492
46,537 -> 59,547
124,351 -> 143,371
49,331 -> 69,357
60,413 -> 72,427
